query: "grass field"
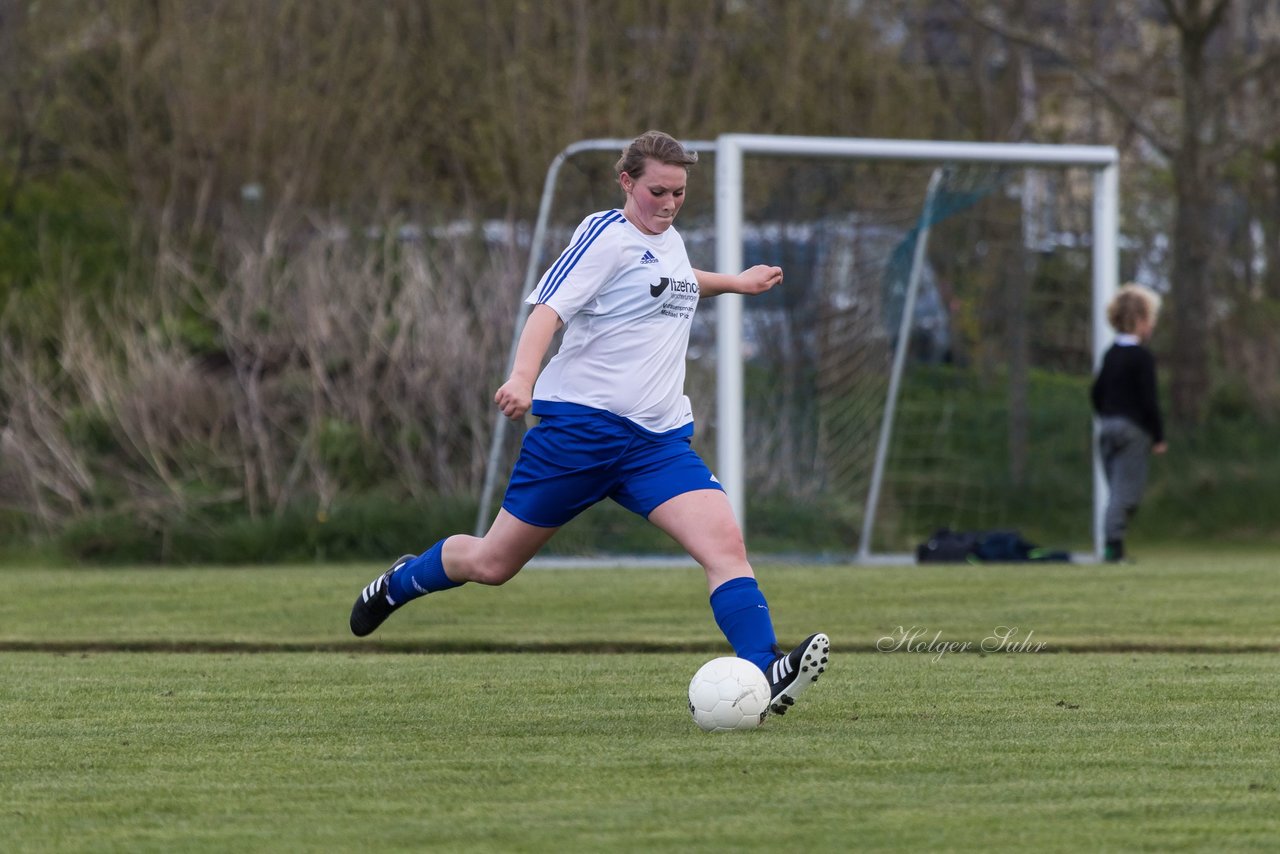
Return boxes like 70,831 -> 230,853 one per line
2,549 -> 1278,852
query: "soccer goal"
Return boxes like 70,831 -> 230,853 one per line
478,135 -> 1120,563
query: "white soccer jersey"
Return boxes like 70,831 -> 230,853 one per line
526,209 -> 701,434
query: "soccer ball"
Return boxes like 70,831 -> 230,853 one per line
687,656 -> 771,732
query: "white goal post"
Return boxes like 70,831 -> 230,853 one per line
479,134 -> 1120,563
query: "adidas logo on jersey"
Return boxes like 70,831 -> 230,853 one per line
640,250 -> 658,264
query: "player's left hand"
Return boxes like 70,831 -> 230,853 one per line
737,265 -> 783,295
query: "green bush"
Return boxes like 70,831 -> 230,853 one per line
0,170 -> 132,341
29,364 -> 1280,564
58,494 -> 477,565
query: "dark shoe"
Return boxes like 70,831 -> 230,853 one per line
766,632 -> 830,716
349,555 -> 415,637
1104,540 -> 1129,563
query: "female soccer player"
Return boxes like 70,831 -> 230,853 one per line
351,130 -> 828,716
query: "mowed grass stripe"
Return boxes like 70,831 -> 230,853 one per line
4,550 -> 1279,851
2,650 -> 1278,852
3,640 -> 1280,655
2,548 -> 1278,651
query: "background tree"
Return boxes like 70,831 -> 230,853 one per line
4,0 -> 1280,556
953,0 -> 1280,425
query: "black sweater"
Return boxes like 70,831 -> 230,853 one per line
1090,342 -> 1164,443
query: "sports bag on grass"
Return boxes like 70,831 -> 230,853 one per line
916,528 -> 1071,563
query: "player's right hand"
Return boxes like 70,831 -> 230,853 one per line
494,379 -> 533,422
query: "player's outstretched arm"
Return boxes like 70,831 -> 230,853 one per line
694,265 -> 783,298
494,304 -> 563,422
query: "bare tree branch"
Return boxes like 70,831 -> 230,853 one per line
1221,46 -> 1280,108
949,0 -> 1177,158
1156,0 -> 1232,34
1203,0 -> 1234,37
1158,0 -> 1188,31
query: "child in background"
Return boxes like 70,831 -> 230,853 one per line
1090,283 -> 1167,563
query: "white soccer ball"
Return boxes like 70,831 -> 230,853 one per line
687,656 -> 771,732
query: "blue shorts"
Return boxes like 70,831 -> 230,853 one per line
501,407 -> 723,528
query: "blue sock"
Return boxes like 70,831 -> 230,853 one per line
709,576 -> 778,673
386,539 -> 463,604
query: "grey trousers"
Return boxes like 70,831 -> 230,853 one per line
1098,416 -> 1153,542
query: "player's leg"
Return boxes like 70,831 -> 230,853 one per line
351,412 -> 617,637
646,488 -> 829,716
647,489 -> 774,671
439,510 -> 560,585
350,510 -> 558,637
647,487 -> 751,591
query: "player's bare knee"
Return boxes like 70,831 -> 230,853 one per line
711,528 -> 748,563
468,555 -> 523,586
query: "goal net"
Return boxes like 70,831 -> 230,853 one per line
480,136 -> 1118,562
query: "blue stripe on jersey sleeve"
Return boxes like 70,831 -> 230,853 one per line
535,210 -> 624,303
